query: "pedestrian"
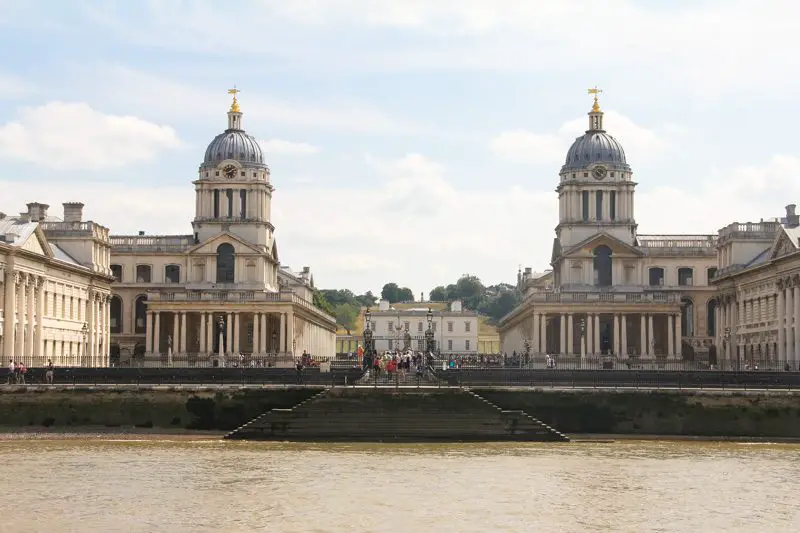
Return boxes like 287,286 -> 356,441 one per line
46,359 -> 54,385
6,359 -> 13,385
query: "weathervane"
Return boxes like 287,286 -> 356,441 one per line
587,86 -> 603,112
228,86 -> 241,113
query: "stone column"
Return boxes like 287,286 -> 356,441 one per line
647,314 -> 654,356
715,303 -> 721,349
794,284 -> 800,365
172,313 -> 179,356
226,312 -> 233,355
206,313 -> 214,355
26,279 -> 35,363
36,278 -> 45,366
280,313 -> 287,352
180,312 -> 187,354
233,313 -> 240,353
639,314 -> 646,357
667,313 -> 674,357
613,314 -> 620,356
153,312 -> 161,354
532,314 -> 540,355
566,314 -> 573,354
18,277 -> 29,363
260,313 -> 267,353
594,314 -> 600,355
778,286 -> 786,361
786,286 -> 793,363
586,314 -> 594,355
146,311 -> 153,353
253,312 -> 260,354
559,313 -> 566,355
199,312 -> 207,353
104,295 -> 111,366
540,314 -> 548,354
287,311 -> 295,357
2,271 -> 16,359
675,312 -> 682,359
589,191 -> 596,220
621,314 -> 628,356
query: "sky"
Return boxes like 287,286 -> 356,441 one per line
2,0 -> 800,297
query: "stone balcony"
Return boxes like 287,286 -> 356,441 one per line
109,234 -> 195,252
716,221 -> 781,246
525,290 -> 681,305
636,234 -> 717,256
40,221 -> 110,242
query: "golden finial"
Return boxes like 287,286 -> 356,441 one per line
227,86 -> 241,113
587,86 -> 603,112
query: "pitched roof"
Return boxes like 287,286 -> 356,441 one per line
0,217 -> 38,246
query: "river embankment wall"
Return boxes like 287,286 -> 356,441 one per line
0,387 -> 799,438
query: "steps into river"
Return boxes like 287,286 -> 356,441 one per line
224,388 -> 569,442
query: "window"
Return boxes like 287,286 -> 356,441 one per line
134,295 -> 147,333
447,339 -> 453,351
610,172 -> 615,177
584,172 -> 588,178
678,267 -> 694,286
213,190 -> 220,218
417,322 -> 423,332
707,267 -> 718,282
387,321 -> 393,332
388,339 -> 394,350
110,296 -> 122,334
465,321 -> 471,332
447,321 -> 454,332
136,265 -> 152,283
215,171 -> 219,176
596,190 -> 603,220
111,264 -> 123,283
165,265 -> 180,284
465,340 -> 471,351
240,171 -> 245,177
240,189 -> 247,218
610,191 -> 616,221
216,243 -> 235,283
593,245 -> 612,286
707,299 -> 717,337
572,173 -> 576,179
582,191 -> 589,221
432,322 -> 437,332
404,321 -> 410,331
649,267 -> 664,286
681,297 -> 694,337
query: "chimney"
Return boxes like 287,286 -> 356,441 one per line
26,202 -> 49,222
138,230 -> 145,236
786,204 -> 799,229
17,212 -> 30,223
63,202 -> 84,223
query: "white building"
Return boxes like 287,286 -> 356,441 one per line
499,92 -> 717,360
713,205 -> 800,367
367,299 -> 479,354
108,90 -> 337,366
0,202 -> 114,367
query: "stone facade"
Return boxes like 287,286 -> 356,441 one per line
108,94 -> 336,366
712,206 -> 800,368
0,203 -> 114,367
499,95 -> 717,360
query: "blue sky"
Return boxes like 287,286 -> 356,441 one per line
2,0 -> 800,295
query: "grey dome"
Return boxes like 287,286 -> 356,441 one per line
561,131 -> 630,173
202,129 -> 265,167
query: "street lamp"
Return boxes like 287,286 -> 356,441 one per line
81,322 -> 89,367
580,318 -> 586,358
724,326 -> 732,369
425,308 -> 435,358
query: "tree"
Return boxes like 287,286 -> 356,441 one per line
312,289 -> 336,316
334,303 -> 358,333
454,274 -> 486,310
397,287 -> 414,302
356,290 -> 378,307
381,283 -> 400,302
429,286 -> 448,301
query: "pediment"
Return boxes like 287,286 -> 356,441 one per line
562,232 -> 643,259
20,227 -> 54,259
187,232 -> 262,256
770,228 -> 799,260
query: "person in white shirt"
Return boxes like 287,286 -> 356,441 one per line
7,360 -> 15,385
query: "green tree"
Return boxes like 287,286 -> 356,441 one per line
429,286 -> 448,301
381,283 -> 400,302
334,303 -> 359,333
356,290 -> 378,307
397,287 -> 414,302
312,289 -> 336,316
454,274 -> 486,310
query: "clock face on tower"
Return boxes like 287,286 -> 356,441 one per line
591,165 -> 607,180
222,164 -> 237,179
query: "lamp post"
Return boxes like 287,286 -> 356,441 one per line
81,322 -> 89,367
724,326 -> 732,370
580,318 -> 586,359
425,308 -> 435,357
363,307 -> 373,369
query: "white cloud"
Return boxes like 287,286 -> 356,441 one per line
490,110 -> 669,166
0,102 -> 181,170
259,139 -> 319,155
4,153 -> 799,295
0,72 -> 33,100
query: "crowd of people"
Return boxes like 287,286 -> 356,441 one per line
6,359 -> 55,385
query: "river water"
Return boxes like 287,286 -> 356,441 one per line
0,435 -> 798,532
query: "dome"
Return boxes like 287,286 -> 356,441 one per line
561,131 -> 629,173
202,129 -> 265,167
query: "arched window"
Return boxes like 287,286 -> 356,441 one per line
681,297 -> 694,337
134,295 -> 147,334
110,295 -> 123,334
216,243 -> 235,283
165,264 -> 181,284
707,299 -> 717,337
649,267 -> 665,286
593,245 -> 612,286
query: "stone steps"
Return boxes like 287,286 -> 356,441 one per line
464,389 -> 570,442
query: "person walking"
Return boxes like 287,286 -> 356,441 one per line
46,360 -> 54,385
6,360 -> 14,385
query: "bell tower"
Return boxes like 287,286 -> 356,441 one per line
192,88 -> 274,250
555,88 -> 637,249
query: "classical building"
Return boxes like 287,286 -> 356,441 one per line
712,205 -> 800,368
0,202 -> 114,367
361,299 -> 479,354
499,92 -> 718,360
108,90 -> 337,366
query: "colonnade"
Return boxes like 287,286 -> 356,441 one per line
527,311 -> 682,357
144,309 -> 295,356
560,186 -> 634,222
1,269 -> 110,367
197,187 -> 270,221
